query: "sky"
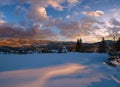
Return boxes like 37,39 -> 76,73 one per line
0,0 -> 120,43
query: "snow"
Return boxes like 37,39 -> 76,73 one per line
0,52 -> 120,87
110,59 -> 120,66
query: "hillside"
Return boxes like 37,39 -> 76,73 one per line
0,38 -> 53,47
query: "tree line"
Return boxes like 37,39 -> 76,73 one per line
76,37 -> 120,53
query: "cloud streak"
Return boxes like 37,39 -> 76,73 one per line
0,23 -> 57,39
0,23 -> 33,38
82,10 -> 104,17
54,17 -> 104,42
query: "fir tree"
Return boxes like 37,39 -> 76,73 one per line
79,38 -> 83,52
116,37 -> 120,52
76,38 -> 83,52
98,37 -> 106,53
76,39 -> 80,52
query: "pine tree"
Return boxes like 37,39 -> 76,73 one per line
116,37 -> 120,52
79,38 -> 83,52
98,37 -> 106,53
76,39 -> 80,52
76,38 -> 83,52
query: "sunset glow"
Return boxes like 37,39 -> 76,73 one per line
0,0 -> 120,42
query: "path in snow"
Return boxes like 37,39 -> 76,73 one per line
0,53 -> 120,87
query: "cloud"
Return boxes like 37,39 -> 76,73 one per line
21,0 -> 63,26
67,0 -> 79,4
44,18 -> 62,27
24,0 -> 80,24
109,18 -> 120,27
32,27 -> 57,40
15,5 -> 27,15
0,0 -> 80,25
107,18 -> 120,37
0,12 -> 6,24
28,0 -> 64,11
0,0 -> 16,5
96,8 -> 120,39
54,17 -> 104,42
66,15 -> 71,19
82,10 -> 104,17
47,0 -> 64,11
57,21 -> 80,38
0,23 -> 33,38
27,7 -> 49,23
0,12 -> 5,19
0,23 -> 57,39
24,0 -> 78,24
1,0 -> 119,42
111,9 -> 120,17
44,17 -> 103,42
101,19 -> 120,39
0,0 -> 82,40
84,5 -> 91,9
19,0 -> 79,11
0,20 -> 6,24
93,26 -> 109,37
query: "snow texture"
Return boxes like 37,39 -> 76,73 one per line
0,52 -> 120,87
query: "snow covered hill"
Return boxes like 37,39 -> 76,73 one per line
0,53 -> 120,87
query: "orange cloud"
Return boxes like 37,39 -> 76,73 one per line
0,20 -> 6,24
27,6 -> 49,23
55,17 -> 103,42
82,10 -> 104,17
68,0 -> 79,4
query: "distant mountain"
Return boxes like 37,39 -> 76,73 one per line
0,38 -> 114,47
0,38 -> 54,47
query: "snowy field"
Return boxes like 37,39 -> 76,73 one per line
0,52 -> 120,87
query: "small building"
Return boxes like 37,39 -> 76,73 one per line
58,46 -> 68,53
